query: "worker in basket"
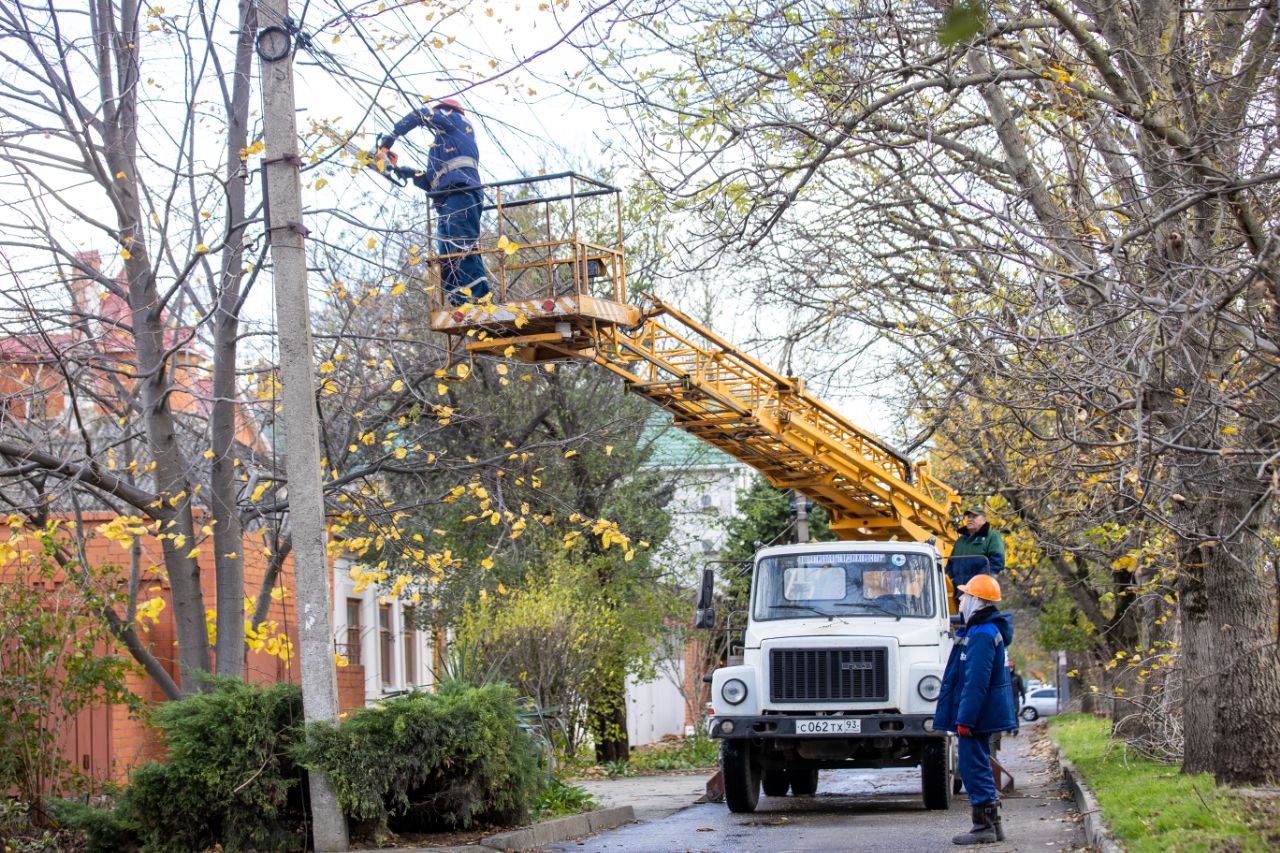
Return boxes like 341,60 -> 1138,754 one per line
377,99 -> 491,306
933,573 -> 1017,845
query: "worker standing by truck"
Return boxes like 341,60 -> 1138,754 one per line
377,99 -> 490,305
946,505 -> 1006,589
933,574 -> 1017,845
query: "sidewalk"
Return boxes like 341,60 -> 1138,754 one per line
574,770 -> 713,822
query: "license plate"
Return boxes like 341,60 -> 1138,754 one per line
795,718 -> 861,735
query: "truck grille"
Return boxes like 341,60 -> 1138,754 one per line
769,648 -> 888,703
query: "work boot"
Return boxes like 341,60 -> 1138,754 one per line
952,803 -> 999,845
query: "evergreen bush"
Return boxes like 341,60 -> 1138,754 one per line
57,677 -> 307,852
298,684 -> 544,835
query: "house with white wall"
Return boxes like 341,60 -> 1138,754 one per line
331,557 -> 437,702
626,416 -> 750,744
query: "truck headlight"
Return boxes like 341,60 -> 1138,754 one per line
917,675 -> 942,701
721,678 -> 748,705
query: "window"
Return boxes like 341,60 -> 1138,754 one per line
1032,689 -> 1057,699
403,606 -> 417,685
379,604 -> 394,688
752,551 -> 937,620
343,599 -> 362,666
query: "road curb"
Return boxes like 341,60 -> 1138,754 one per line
480,805 -> 636,851
1056,747 -> 1123,853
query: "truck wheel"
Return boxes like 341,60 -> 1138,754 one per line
721,740 -> 760,813
788,767 -> 819,796
921,739 -> 954,810
761,769 -> 789,797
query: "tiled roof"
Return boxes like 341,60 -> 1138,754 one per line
641,412 -> 742,470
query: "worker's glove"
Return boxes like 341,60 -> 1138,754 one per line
956,724 -> 973,737
374,146 -> 399,171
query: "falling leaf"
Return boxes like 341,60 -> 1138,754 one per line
391,379 -> 405,392
315,178 -> 328,189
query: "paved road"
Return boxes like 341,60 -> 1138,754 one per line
549,725 -> 1084,852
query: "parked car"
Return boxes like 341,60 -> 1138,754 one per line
1020,687 -> 1059,721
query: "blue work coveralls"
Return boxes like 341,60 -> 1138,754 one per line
390,104 -> 490,305
932,607 -> 1017,807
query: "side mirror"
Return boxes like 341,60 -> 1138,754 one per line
694,566 -> 716,629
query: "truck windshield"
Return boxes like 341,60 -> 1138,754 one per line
752,552 -> 936,620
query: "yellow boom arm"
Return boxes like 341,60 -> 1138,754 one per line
421,174 -> 960,546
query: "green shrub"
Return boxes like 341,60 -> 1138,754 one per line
628,736 -> 719,773
46,798 -> 140,853
532,779 -> 595,820
298,684 -> 544,835
57,678 -> 307,852
0,529 -> 140,804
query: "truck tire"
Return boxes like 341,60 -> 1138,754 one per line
788,767 -> 819,796
721,740 -> 761,813
921,739 -> 954,810
761,769 -> 789,797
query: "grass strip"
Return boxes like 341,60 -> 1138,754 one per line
1049,714 -> 1280,852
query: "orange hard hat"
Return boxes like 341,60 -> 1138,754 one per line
957,573 -> 1002,602
434,98 -> 464,113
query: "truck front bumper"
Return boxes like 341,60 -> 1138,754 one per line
708,713 -> 942,740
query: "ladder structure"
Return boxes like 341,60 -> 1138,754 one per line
421,174 -> 959,546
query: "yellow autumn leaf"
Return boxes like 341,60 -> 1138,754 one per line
186,547 -> 201,558
394,447 -> 408,459
120,249 -> 133,260
390,283 -> 406,295
391,379 -> 405,392
605,445 -> 614,456
314,178 -> 328,189
503,345 -> 516,358
437,383 -> 448,395
456,363 -> 470,379
203,449 -> 215,458
563,450 -> 577,458
480,557 -> 494,569
195,244 -> 209,253
367,237 -> 377,249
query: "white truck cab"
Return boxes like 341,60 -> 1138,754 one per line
698,540 -> 957,812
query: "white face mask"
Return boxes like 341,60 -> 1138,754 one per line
959,593 -> 985,623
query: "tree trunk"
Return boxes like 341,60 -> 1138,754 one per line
1178,553 -> 1216,774
590,672 -> 630,764
1205,505 -> 1280,785
208,0 -> 257,678
97,0 -> 211,690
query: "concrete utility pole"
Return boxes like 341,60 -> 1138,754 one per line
793,491 -> 810,543
254,8 -> 349,850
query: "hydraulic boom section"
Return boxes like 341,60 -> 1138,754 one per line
419,173 -> 959,545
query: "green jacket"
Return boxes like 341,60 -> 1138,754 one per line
947,522 -> 1005,586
